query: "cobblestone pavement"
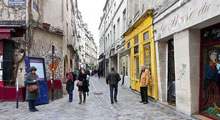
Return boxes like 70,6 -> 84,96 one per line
0,77 -> 196,120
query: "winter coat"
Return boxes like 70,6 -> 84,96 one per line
140,69 -> 151,87
78,72 -> 89,92
106,71 -> 121,85
66,72 -> 75,92
25,73 -> 39,101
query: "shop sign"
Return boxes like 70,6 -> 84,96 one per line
8,0 -> 26,6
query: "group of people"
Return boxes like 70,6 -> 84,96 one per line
66,67 -> 90,104
24,64 -> 151,112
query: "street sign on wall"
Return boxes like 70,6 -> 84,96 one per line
8,0 -> 26,6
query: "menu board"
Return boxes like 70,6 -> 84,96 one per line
29,58 -> 46,81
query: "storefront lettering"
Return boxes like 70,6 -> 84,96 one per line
198,2 -> 211,16
156,1 -> 214,38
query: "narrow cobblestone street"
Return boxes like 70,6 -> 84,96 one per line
0,77 -> 195,120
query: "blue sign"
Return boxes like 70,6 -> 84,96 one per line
8,0 -> 26,6
25,57 -> 49,105
33,0 -> 39,11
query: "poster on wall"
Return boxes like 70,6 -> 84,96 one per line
8,0 -> 26,6
25,57 -> 49,105
201,25 -> 220,119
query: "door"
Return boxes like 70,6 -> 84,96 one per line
134,56 -> 140,91
167,40 -> 176,105
143,43 -> 153,97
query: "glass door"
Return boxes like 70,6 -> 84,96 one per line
143,43 -> 153,96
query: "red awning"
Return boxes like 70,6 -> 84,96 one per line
0,29 -> 11,40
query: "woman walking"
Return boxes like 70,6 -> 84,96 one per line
66,68 -> 75,102
77,67 -> 89,104
25,66 -> 39,112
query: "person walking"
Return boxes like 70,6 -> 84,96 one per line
139,64 -> 151,104
25,66 -> 40,112
66,68 -> 75,102
77,67 -> 89,104
106,67 -> 121,104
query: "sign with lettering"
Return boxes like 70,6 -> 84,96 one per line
8,0 -> 26,6
154,0 -> 220,40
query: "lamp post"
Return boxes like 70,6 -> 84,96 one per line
51,45 -> 55,101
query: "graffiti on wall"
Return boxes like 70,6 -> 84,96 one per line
32,41 -> 63,80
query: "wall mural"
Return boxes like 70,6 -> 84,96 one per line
201,25 -> 220,119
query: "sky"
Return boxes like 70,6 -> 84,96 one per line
77,0 -> 106,48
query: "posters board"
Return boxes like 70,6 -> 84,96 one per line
25,57 -> 49,105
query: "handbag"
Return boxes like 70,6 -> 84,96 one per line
77,81 -> 83,87
28,84 -> 38,92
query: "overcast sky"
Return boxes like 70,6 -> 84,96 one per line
77,0 -> 106,48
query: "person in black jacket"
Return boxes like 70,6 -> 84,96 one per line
66,68 -> 75,102
106,67 -> 121,104
78,68 -> 89,104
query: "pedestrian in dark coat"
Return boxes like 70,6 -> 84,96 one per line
106,67 -> 121,104
25,66 -> 39,112
77,68 -> 89,104
66,68 -> 75,102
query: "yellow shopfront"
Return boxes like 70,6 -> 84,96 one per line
124,10 -> 158,100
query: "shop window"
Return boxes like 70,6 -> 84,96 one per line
134,35 -> 138,44
135,56 -> 139,79
200,24 -> 220,119
144,31 -> 149,41
127,42 -> 130,48
144,43 -> 151,69
134,45 -> 139,54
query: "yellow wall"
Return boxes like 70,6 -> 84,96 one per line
125,14 -> 158,100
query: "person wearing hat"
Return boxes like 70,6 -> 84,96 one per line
25,66 -> 39,112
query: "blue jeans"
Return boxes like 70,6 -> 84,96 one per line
110,84 -> 118,102
68,90 -> 73,102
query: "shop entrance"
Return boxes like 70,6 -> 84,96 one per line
200,24 -> 220,119
167,40 -> 176,106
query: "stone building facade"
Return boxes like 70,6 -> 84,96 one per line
0,0 -> 79,87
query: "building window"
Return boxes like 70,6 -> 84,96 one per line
134,35 -> 138,44
123,9 -> 126,32
134,45 -> 139,54
143,31 -> 149,41
127,42 -> 130,48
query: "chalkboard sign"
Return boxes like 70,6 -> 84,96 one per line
202,24 -> 220,44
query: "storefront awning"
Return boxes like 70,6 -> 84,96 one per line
0,29 -> 11,40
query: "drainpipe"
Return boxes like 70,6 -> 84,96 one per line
26,0 -> 29,56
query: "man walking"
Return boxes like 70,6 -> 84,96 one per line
140,64 -> 151,104
106,67 -> 121,104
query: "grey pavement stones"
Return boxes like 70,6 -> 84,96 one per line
0,77 -> 196,120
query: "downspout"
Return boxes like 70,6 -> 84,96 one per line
26,0 -> 29,56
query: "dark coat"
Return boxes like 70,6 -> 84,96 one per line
78,72 -> 89,92
25,73 -> 39,101
66,72 -> 75,92
106,71 -> 121,85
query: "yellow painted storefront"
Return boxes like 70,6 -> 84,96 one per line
124,10 -> 158,100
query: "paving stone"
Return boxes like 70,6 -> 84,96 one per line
0,77 -> 195,120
